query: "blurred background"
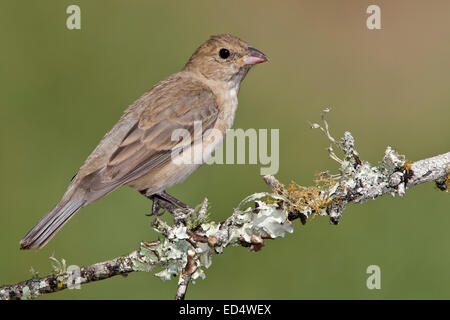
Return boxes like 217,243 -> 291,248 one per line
0,0 -> 449,299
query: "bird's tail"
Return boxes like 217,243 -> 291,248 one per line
20,189 -> 86,250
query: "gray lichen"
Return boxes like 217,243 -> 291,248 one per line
133,193 -> 295,283
301,111 -> 411,223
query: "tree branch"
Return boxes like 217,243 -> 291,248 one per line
0,252 -> 137,300
1,111 -> 448,300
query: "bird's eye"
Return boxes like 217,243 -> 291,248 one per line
219,48 -> 230,59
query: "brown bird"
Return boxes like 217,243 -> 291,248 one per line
20,34 -> 268,250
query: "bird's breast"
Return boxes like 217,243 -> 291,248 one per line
214,86 -> 239,132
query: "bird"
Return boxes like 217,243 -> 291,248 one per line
20,34 -> 268,250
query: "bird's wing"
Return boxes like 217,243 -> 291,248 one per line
78,75 -> 219,200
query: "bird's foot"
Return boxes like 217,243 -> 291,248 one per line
145,191 -> 192,217
147,195 -> 170,216
158,191 -> 193,211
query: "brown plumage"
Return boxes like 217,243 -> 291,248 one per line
20,34 -> 268,249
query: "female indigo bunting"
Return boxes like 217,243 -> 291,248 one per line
20,34 -> 268,249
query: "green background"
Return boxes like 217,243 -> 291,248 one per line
0,0 -> 449,299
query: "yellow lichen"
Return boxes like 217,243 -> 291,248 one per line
401,159 -> 412,173
270,173 -> 338,221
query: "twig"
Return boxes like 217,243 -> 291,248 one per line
0,252 -> 137,300
263,150 -> 449,222
175,249 -> 197,300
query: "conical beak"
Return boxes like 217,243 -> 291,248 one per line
241,47 -> 269,65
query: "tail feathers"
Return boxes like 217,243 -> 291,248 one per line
20,191 -> 86,250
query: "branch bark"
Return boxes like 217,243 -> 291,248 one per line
263,151 -> 449,225
0,252 -> 137,300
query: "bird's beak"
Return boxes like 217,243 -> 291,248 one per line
238,47 -> 269,65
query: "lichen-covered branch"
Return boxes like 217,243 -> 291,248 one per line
272,108 -> 449,225
263,150 -> 449,225
1,110 -> 448,300
1,193 -> 294,300
0,252 -> 137,300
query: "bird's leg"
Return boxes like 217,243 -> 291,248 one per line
140,190 -> 170,216
157,191 -> 193,210
148,194 -> 179,216
140,190 -> 192,216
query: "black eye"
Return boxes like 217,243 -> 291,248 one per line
219,48 -> 230,59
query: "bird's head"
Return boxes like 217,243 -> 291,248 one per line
184,34 -> 268,88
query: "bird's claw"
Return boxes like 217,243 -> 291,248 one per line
149,193 -> 191,217
146,196 -> 168,216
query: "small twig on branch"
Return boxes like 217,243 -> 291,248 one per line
1,110 -> 448,300
175,273 -> 192,301
175,249 -> 197,300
